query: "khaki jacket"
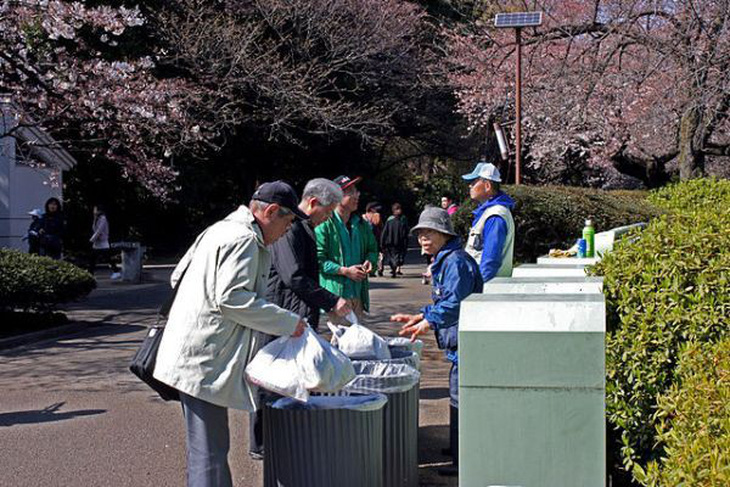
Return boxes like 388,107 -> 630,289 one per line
153,206 -> 299,411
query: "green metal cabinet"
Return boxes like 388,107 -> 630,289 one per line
458,293 -> 605,487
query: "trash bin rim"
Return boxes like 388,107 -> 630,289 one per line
271,393 -> 387,411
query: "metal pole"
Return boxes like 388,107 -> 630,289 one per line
515,27 -> 522,185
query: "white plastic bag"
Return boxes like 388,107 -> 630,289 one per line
245,327 -> 355,402
334,323 -> 391,360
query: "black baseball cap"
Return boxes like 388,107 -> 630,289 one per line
333,175 -> 362,191
252,181 -> 309,220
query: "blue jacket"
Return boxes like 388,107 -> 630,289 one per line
472,192 -> 515,282
421,238 -> 483,363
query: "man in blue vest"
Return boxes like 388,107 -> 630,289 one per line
461,162 -> 515,283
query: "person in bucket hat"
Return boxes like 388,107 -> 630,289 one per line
390,206 -> 482,477
461,161 -> 515,283
315,175 -> 378,322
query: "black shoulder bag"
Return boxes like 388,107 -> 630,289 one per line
128,266 -> 189,402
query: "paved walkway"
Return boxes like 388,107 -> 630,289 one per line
0,250 -> 456,487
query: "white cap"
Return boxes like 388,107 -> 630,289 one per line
461,162 -> 502,183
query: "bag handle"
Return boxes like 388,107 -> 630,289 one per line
158,264 -> 189,320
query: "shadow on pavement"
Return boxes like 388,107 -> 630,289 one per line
418,424 -> 457,486
0,322 -> 146,358
0,402 -> 106,427
420,387 -> 449,400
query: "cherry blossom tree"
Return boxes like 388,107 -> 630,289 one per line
0,1 -> 214,197
2,1 -> 438,197
446,1 -> 730,187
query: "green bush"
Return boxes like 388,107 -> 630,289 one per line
637,338 -> 730,486
590,179 -> 730,482
648,177 -> 730,213
451,185 -> 662,262
0,249 -> 96,312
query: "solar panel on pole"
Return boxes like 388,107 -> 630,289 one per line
492,11 -> 542,185
494,12 -> 543,28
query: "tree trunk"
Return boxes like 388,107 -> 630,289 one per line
677,106 -> 706,180
610,145 -> 675,188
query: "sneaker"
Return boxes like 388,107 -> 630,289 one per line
110,272 -> 122,280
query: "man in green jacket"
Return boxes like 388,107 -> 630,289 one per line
315,175 -> 378,321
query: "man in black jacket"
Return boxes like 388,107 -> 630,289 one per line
266,178 -> 352,329
249,178 -> 352,459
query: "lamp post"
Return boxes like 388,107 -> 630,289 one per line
494,11 -> 543,185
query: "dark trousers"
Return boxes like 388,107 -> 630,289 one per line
449,362 -> 459,464
90,248 -> 119,273
383,247 -> 406,274
249,391 -> 281,455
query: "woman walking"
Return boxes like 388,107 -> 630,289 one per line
89,205 -> 121,279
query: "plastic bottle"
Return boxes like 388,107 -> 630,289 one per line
582,219 -> 595,258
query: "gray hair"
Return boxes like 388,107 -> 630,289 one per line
249,199 -> 292,217
302,178 -> 343,206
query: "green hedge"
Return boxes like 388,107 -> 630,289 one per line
0,249 -> 96,312
648,177 -> 730,213
638,338 -> 730,486
590,179 -> 730,482
451,185 -> 662,262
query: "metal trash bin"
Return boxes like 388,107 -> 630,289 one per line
264,394 -> 387,487
345,363 -> 421,487
111,241 -> 145,283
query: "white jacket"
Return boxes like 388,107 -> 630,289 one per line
153,205 -> 299,411
90,214 -> 110,250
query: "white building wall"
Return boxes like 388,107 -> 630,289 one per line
7,163 -> 62,251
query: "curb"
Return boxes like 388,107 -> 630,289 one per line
0,322 -> 99,351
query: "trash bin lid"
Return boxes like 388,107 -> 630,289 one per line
272,393 -> 387,411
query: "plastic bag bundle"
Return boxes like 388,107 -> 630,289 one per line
327,321 -> 391,360
245,327 -> 355,401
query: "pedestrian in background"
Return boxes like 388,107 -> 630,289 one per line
315,175 -> 378,323
391,206 -> 482,477
154,181 -> 309,487
39,197 -> 64,259
380,202 -> 409,278
362,201 -> 384,277
25,208 -> 43,255
441,195 -> 459,216
89,204 -> 121,279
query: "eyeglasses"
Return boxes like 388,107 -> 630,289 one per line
468,179 -> 484,187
